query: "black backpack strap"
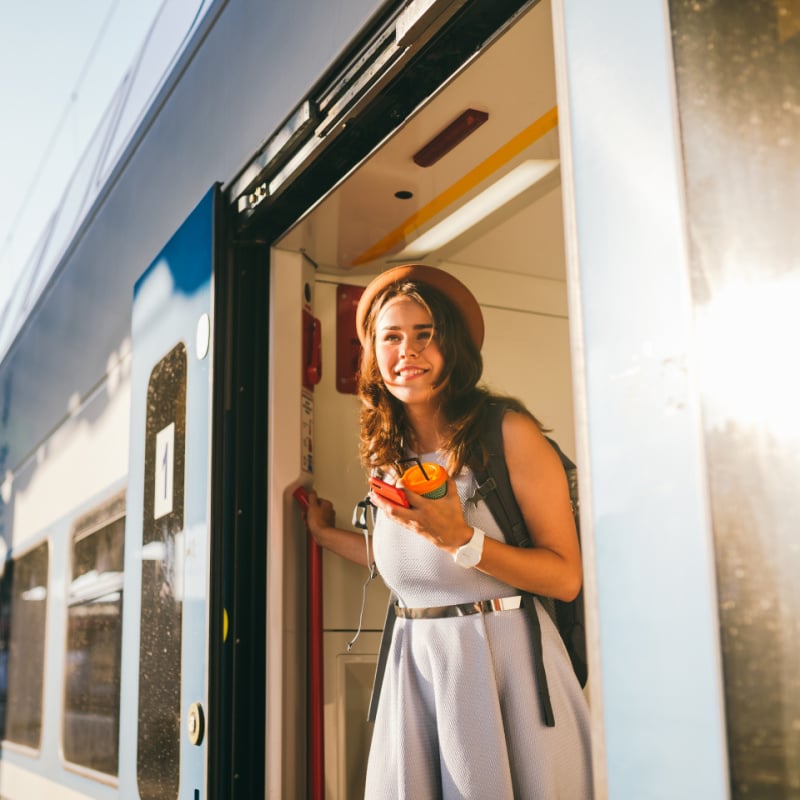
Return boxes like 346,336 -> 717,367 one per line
472,401 -> 556,727
352,493 -> 395,722
367,590 -> 397,722
543,439 -> 588,687
545,436 -> 579,518
472,402 -> 530,549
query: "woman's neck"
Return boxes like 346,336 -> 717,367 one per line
405,404 -> 447,454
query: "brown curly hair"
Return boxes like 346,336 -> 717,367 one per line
357,279 -> 543,477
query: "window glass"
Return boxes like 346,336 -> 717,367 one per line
2,542 -> 49,748
63,515 -> 124,774
138,342 -> 186,799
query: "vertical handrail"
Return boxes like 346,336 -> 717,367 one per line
294,487 -> 325,799
308,534 -> 325,800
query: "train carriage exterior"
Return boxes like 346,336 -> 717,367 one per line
0,0 -> 797,798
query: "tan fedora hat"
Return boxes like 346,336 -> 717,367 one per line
355,264 -> 484,349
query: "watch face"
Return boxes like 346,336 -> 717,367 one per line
454,528 -> 484,568
455,544 -> 481,568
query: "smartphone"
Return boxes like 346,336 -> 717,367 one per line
369,477 -> 410,508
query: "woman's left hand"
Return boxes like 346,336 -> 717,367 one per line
369,476 -> 473,554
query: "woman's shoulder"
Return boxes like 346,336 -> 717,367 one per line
500,406 -> 547,446
481,394 -> 543,435
484,400 -> 553,470
497,406 -> 566,487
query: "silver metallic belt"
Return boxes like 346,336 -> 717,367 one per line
394,595 -> 523,619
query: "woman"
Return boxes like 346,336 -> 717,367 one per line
306,264 -> 593,799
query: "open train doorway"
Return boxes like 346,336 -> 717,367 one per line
262,1 -> 585,796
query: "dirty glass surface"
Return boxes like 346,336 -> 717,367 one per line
3,542 -> 49,749
137,342 -> 186,800
669,3 -> 800,796
64,511 -> 125,774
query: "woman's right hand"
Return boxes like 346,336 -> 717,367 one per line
302,489 -> 373,568
305,489 -> 336,546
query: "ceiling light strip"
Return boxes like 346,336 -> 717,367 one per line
353,105 -> 558,265
398,159 -> 560,258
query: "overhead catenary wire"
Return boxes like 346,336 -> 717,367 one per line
0,0 -> 122,265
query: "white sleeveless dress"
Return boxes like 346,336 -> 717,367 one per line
364,453 -> 593,799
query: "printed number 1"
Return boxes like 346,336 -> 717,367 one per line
162,440 -> 169,500
155,422 -> 175,520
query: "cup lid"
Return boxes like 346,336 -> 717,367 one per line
401,462 -> 447,493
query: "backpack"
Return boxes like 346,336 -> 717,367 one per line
470,400 -> 587,726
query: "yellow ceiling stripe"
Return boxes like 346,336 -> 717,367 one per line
353,105 -> 558,266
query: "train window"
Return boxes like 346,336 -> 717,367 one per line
137,342 -> 186,800
63,494 -> 125,776
1,541 -> 49,750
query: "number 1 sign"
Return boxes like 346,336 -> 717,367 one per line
154,422 -> 175,520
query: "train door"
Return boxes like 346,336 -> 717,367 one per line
118,187 -> 219,799
263,2 -> 579,796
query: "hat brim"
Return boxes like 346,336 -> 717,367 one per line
355,264 -> 484,350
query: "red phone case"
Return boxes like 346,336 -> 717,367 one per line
369,477 -> 410,507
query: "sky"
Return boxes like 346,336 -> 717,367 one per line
0,0 -> 167,320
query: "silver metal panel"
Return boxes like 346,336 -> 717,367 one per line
553,1 -> 729,797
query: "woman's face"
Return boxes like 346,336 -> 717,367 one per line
373,296 -> 445,408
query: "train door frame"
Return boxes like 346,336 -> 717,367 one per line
552,1 -> 729,797
222,1 -> 540,796
217,0 -> 727,798
221,0 -> 728,798
207,233 -> 270,799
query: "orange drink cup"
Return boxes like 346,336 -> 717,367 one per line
401,462 -> 448,499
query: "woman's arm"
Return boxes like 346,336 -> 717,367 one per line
304,489 -> 373,568
369,411 -> 581,600
477,410 -> 582,600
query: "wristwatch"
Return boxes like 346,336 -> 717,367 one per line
453,527 -> 485,568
